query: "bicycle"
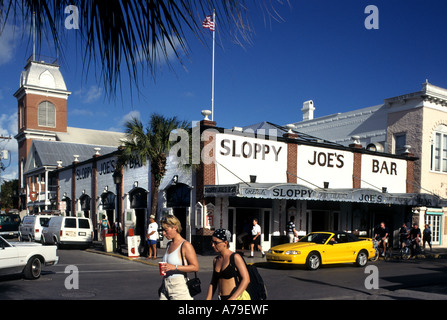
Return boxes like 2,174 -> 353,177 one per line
372,238 -> 392,261
399,239 -> 411,260
409,238 -> 424,258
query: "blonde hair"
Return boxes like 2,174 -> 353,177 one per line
162,215 -> 182,234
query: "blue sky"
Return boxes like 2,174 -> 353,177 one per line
1,0 -> 447,181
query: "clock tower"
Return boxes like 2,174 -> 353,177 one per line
14,56 -> 71,200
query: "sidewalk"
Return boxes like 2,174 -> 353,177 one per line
86,241 -> 268,271
382,247 -> 447,261
86,241 -> 447,270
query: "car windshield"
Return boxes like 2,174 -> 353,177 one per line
0,215 -> 20,224
0,236 -> 11,248
299,233 -> 331,244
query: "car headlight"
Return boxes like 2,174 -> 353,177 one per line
284,250 -> 300,255
267,249 -> 273,254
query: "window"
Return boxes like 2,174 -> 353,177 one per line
394,133 -> 407,155
19,105 -> 25,129
425,214 -> 442,245
64,218 -> 77,228
431,125 -> 447,173
78,219 -> 90,229
38,101 -> 56,127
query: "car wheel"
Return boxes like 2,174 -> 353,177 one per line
23,256 -> 42,280
306,251 -> 321,270
356,250 -> 368,267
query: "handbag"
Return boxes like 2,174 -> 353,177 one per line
186,273 -> 201,297
180,242 -> 201,297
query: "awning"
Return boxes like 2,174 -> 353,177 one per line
204,183 -> 447,207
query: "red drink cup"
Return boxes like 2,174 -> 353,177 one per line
159,262 -> 166,276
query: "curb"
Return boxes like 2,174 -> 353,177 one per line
85,248 -> 159,267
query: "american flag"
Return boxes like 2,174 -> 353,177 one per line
202,15 -> 215,31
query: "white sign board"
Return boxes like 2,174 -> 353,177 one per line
296,145 -> 354,189
361,154 -> 407,193
215,134 -> 288,185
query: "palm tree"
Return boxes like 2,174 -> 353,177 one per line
0,0 -> 286,97
118,113 -> 189,217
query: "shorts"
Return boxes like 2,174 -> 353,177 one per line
147,239 -> 157,245
159,276 -> 193,300
250,236 -> 261,246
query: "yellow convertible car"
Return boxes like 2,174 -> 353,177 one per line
266,231 -> 375,270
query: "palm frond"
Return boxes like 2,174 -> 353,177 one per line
0,0 -> 288,98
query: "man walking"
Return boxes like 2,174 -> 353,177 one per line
249,218 -> 265,258
287,216 -> 299,243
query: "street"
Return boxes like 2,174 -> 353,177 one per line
1,247 -> 447,301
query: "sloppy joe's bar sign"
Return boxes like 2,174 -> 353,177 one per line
215,134 -> 288,185
297,145 -> 354,189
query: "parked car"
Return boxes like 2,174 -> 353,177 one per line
266,231 -> 375,270
0,213 -> 21,238
19,215 -> 54,242
0,235 -> 58,280
41,216 -> 93,248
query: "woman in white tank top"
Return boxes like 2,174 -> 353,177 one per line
159,215 -> 199,300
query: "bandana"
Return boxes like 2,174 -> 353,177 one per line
213,229 -> 231,242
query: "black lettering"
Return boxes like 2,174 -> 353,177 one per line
372,160 -> 379,173
242,141 -> 252,159
308,151 -> 317,165
327,153 -> 335,167
220,139 -> 231,156
380,162 -> 389,174
391,162 -> 397,175
254,143 -> 262,160
317,152 -> 326,166
232,140 -> 240,158
336,154 -> 344,168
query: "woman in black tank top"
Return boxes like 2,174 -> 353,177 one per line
206,229 -> 250,300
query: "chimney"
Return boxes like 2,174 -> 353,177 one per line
301,100 -> 315,121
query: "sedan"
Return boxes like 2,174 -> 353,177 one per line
266,231 -> 375,270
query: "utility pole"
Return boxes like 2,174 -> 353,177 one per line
0,135 -> 12,199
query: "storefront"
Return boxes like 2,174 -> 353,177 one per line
57,151 -> 151,242
188,119 -> 431,251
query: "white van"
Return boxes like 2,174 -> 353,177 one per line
41,216 -> 93,248
18,215 -> 53,242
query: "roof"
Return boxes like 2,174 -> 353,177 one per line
242,121 -> 343,147
292,104 -> 388,146
24,140 -> 118,174
20,60 -> 68,92
57,127 -> 126,146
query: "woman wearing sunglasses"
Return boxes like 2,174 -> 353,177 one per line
206,229 -> 251,300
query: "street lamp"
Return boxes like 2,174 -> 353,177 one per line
112,169 -> 123,253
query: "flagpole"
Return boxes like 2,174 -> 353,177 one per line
211,9 -> 216,121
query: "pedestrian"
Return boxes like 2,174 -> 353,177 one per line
287,216 -> 299,243
409,223 -> 421,257
206,229 -> 251,300
146,215 -> 158,259
99,214 -> 110,240
249,219 -> 265,258
112,220 -> 123,253
423,224 -> 432,252
236,219 -> 250,250
159,215 -> 199,300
